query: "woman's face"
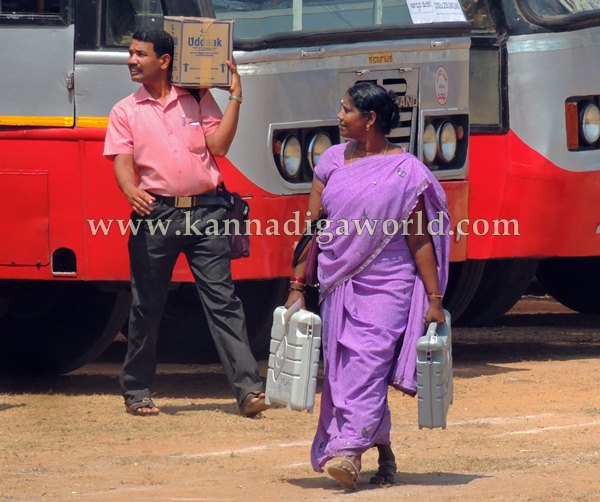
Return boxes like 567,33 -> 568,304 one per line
337,94 -> 367,139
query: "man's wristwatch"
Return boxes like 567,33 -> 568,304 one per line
229,94 -> 243,104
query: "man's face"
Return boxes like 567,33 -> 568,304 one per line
127,39 -> 169,84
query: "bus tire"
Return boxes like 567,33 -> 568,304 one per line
536,257 -> 600,314
443,260 -> 486,322
0,281 -> 131,375
158,284 -> 217,363
158,278 -> 289,363
458,259 -> 540,326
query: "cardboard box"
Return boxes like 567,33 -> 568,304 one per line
164,16 -> 234,88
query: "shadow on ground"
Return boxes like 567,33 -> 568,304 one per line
453,310 -> 600,364
287,471 -> 486,491
0,368 -> 233,401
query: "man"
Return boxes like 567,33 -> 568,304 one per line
103,29 -> 268,418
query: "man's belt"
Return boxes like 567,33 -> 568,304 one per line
149,191 -> 228,209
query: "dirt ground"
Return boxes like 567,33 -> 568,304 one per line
1,296 -> 599,502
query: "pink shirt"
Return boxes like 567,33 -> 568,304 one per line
104,85 -> 222,196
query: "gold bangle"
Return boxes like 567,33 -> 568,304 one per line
229,94 -> 242,104
427,293 -> 443,299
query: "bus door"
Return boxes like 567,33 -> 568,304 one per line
0,1 -> 74,127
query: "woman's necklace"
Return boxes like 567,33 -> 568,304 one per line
348,140 -> 390,187
350,140 -> 389,163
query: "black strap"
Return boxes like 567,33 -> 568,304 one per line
187,88 -> 235,208
292,215 -> 326,268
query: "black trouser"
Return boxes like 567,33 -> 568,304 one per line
120,202 -> 263,406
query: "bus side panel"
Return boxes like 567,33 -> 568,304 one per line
82,139 -> 131,281
468,132 -> 600,259
86,151 -> 471,280
215,157 -> 307,280
0,170 -> 49,267
0,25 -> 75,126
82,145 -> 313,282
0,137 -> 84,279
442,181 -> 469,263
0,132 -> 471,282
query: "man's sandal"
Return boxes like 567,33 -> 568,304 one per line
327,458 -> 360,490
239,391 -> 269,418
124,397 -> 160,416
369,460 -> 397,486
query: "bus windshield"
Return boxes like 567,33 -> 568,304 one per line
521,0 -> 600,19
213,0 -> 467,40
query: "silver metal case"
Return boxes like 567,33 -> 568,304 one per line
416,309 -> 453,429
265,305 -> 322,413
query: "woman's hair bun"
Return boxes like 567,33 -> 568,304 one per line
347,82 -> 400,135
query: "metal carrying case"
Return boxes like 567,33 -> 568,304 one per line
416,309 -> 453,429
265,303 -> 321,413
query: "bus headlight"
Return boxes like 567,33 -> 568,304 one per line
437,122 -> 457,163
279,135 -> 302,179
423,123 -> 438,165
307,132 -> 332,170
581,103 -> 600,145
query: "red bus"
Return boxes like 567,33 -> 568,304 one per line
451,0 -> 600,324
0,0 -> 471,373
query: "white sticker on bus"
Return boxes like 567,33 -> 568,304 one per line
407,1 -> 467,24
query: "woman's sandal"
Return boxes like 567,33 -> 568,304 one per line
238,391 -> 269,418
327,458 -> 360,490
124,397 -> 160,416
369,460 -> 397,486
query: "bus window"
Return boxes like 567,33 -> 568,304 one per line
470,48 -> 501,127
460,0 -> 501,128
0,0 -> 61,14
105,0 -> 163,47
522,0 -> 600,18
212,0 -> 416,40
459,0 -> 495,31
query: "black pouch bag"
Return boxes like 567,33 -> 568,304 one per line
218,184 -> 250,259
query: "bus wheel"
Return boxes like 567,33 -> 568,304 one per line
536,257 -> 600,314
159,284 -> 216,363
236,278 -> 289,358
159,279 -> 288,363
443,260 -> 485,322
0,281 -> 131,375
458,259 -> 540,326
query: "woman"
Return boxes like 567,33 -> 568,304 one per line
286,82 -> 450,490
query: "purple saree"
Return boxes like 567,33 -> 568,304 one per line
310,144 -> 450,471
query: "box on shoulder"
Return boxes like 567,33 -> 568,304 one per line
164,16 -> 234,88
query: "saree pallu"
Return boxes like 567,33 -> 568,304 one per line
310,144 -> 449,471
